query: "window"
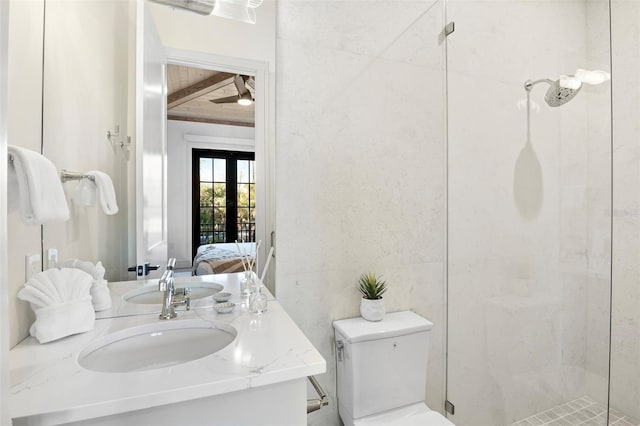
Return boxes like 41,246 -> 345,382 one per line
192,149 -> 256,257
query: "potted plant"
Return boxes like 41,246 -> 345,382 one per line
358,272 -> 387,321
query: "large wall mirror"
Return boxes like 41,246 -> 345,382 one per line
38,0 -> 276,289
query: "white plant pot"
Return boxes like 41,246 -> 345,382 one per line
360,297 -> 385,322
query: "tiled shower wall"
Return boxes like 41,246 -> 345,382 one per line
610,0 -> 640,420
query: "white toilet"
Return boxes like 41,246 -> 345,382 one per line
333,310 -> 454,426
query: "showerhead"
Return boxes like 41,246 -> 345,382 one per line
543,79 -> 581,107
524,78 -> 581,107
524,68 -> 610,108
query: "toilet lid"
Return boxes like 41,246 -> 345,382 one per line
353,403 -> 455,426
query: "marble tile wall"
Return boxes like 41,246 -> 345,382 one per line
609,0 -> 640,420
275,1 -> 447,425
584,0 -> 613,409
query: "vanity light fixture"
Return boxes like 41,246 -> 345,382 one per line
148,0 -> 215,15
148,0 -> 263,24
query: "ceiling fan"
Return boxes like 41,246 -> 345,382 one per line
210,74 -> 255,106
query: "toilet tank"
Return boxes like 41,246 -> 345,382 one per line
333,311 -> 433,421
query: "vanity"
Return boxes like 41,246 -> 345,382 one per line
9,273 -> 326,425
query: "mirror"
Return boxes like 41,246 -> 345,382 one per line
38,0 -> 276,288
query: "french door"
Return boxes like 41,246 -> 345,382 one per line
192,149 -> 256,258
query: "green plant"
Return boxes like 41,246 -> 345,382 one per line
358,272 -> 387,300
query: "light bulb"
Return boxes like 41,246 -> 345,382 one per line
212,0 -> 255,24
575,69 -> 611,85
238,98 -> 253,106
559,75 -> 582,90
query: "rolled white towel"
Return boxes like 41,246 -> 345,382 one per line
60,259 -> 105,280
7,145 -> 70,225
17,268 -> 95,344
59,259 -> 111,311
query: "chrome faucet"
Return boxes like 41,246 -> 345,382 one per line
158,258 -> 191,320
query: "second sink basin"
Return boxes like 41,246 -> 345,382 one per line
122,281 -> 224,305
78,319 -> 237,373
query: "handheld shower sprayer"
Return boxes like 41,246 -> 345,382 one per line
524,69 -> 610,107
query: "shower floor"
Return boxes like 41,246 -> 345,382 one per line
511,396 -> 639,426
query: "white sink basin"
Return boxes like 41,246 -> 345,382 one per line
122,281 -> 224,305
78,319 -> 237,373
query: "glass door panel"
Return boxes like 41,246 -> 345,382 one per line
445,1 -> 612,424
609,1 -> 640,424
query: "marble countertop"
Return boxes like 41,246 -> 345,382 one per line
10,273 -> 325,425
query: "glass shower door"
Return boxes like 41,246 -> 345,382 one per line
445,1 -> 613,424
609,0 -> 640,424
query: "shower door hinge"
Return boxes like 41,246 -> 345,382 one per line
445,400 -> 455,415
444,21 -> 455,37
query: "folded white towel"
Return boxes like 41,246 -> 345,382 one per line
85,170 -> 118,215
60,259 -> 111,311
17,268 -> 95,343
29,296 -> 95,344
7,145 -> 70,225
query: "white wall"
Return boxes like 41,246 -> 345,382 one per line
41,0 -> 131,283
7,0 -> 132,346
276,2 -> 447,424
610,0 -> 640,419
7,0 -> 44,348
167,120 -> 254,268
148,0 -> 275,70
0,0 -> 10,421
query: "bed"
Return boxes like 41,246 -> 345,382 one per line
192,242 -> 256,276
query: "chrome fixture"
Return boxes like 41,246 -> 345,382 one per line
306,375 -> 329,414
159,258 -> 191,320
335,339 -> 344,362
525,77 -> 581,107
524,68 -> 610,107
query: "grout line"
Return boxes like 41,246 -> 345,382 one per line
513,396 -> 638,426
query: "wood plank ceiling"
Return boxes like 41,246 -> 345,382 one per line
167,64 -> 255,128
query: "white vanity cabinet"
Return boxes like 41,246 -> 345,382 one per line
10,275 -> 325,426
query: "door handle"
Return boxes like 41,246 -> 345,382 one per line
127,262 -> 160,276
